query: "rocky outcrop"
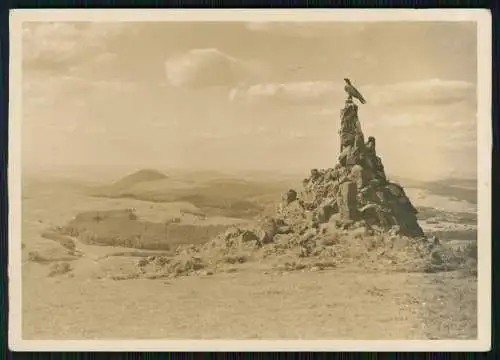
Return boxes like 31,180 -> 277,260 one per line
301,98 -> 425,238
127,98 -> 476,279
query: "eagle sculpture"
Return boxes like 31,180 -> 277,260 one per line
344,78 -> 367,104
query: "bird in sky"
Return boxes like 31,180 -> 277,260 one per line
344,78 -> 367,104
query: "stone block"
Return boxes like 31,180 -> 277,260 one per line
338,181 -> 358,221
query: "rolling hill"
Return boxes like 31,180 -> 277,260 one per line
90,169 -> 289,219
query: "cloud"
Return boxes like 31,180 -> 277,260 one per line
21,22 -> 147,115
164,48 -> 254,88
313,108 -> 338,116
230,81 -> 343,106
23,23 -> 82,62
244,22 -> 367,39
365,79 -> 476,108
22,22 -> 126,72
23,73 -> 139,112
230,79 -> 475,109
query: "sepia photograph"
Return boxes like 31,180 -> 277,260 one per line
9,9 -> 491,351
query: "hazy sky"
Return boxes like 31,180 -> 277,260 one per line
21,21 -> 477,180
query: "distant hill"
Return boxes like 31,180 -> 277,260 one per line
435,178 -> 477,190
112,169 -> 168,188
392,177 -> 477,205
90,169 -> 288,220
423,179 -> 477,204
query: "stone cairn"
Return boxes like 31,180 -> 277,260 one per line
300,98 -> 426,238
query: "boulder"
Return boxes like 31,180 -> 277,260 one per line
259,217 -> 278,244
349,164 -> 366,191
337,181 -> 358,221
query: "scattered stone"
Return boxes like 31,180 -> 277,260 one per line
199,270 -> 214,276
391,236 -> 411,251
351,226 -> 368,239
137,258 -> 149,267
48,262 -> 72,277
241,230 -> 259,243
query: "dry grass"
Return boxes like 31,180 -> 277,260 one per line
22,268 -> 476,340
416,272 -> 478,339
